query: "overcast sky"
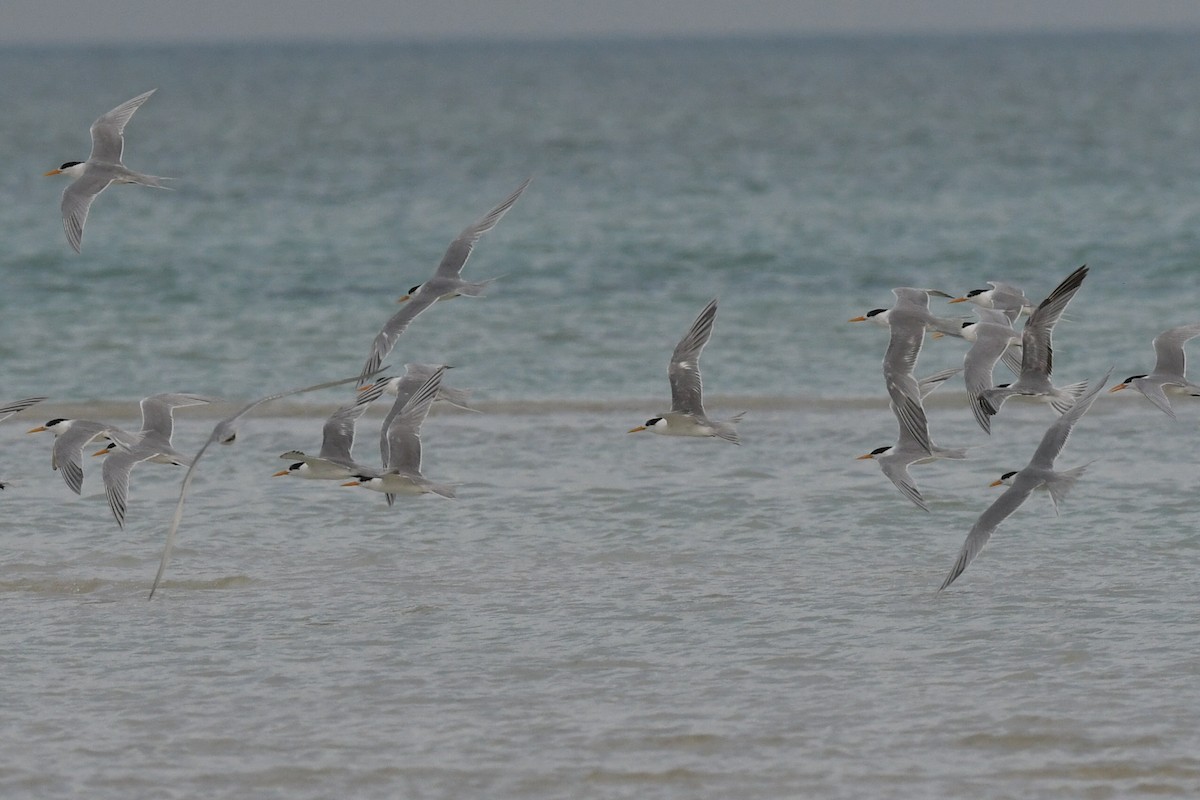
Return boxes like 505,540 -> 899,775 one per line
5,0 -> 1200,45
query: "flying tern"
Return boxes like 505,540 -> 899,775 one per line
43,89 -> 170,253
342,366 -> 457,500
1110,322 -> 1200,419
857,368 -> 966,511
628,298 -> 745,444
979,265 -> 1089,419
358,178 -> 531,382
938,368 -> 1111,592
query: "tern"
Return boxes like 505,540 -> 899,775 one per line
1110,322 -> 1200,419
273,382 -> 388,480
628,298 -> 745,444
851,288 -> 962,454
857,368 -> 966,511
359,178 -> 531,381
960,307 -> 1023,433
43,89 -> 170,253
979,265 -> 1089,420
99,393 -> 212,528
342,367 -> 457,500
938,368 -> 1111,592
28,418 -> 120,495
948,281 -> 1034,317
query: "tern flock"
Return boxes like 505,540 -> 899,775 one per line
4,90 -> 1199,597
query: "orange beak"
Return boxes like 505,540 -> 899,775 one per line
855,453 -> 875,460
27,425 -> 47,433
947,296 -> 968,304
1108,384 -> 1127,393
848,316 -> 867,322
43,169 -> 62,176
92,447 -> 111,457
627,426 -> 646,433
396,295 -> 411,303
341,480 -> 361,487
989,479 -> 1004,487
272,469 -> 290,477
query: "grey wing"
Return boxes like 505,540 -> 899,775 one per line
938,481 -> 1036,591
102,448 -> 152,529
317,383 -> 385,462
891,287 -> 933,308
149,368 -> 381,599
1135,381 -> 1177,419
1151,322 -> 1200,377
668,299 -> 718,415
61,172 -> 113,253
1019,264 -> 1088,377
359,294 -> 439,382
53,421 -> 111,495
139,393 -> 212,439
433,177 -> 531,279
964,333 -> 1011,433
378,375 -> 422,464
879,456 -> 929,512
1028,368 -> 1110,469
384,368 -> 445,473
89,89 -> 155,163
917,367 -> 961,399
0,396 -> 47,423
883,318 -> 931,451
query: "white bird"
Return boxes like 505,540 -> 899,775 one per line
97,393 -> 212,528
149,368 -> 387,599
628,298 -> 745,444
1109,322 -> 1200,419
27,417 -> 118,495
43,89 -> 170,253
273,381 -> 388,480
979,265 -> 1090,420
342,367 -> 456,500
359,178 -> 531,381
960,307 -> 1024,433
948,281 -> 1034,317
857,368 -> 966,511
851,288 -> 962,454
938,368 -> 1112,592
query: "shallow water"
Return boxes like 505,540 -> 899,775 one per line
2,33 -> 1200,799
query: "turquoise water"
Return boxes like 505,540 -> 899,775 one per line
2,34 -> 1200,798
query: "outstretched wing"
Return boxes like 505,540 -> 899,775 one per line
668,299 -> 718,416
433,178 -> 531,279
89,89 -> 156,163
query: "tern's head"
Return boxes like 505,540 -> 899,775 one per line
856,445 -> 892,460
628,417 -> 666,434
44,161 -> 85,178
397,284 -> 423,303
1110,375 -> 1146,392
342,474 -> 377,488
990,470 -> 1018,487
93,442 -> 116,457
28,417 -> 68,434
949,288 -> 989,305
272,462 -> 305,477
849,308 -> 888,324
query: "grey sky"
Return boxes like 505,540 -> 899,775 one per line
5,1 -> 1200,45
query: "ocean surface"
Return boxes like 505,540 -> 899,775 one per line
2,33 -> 1200,798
